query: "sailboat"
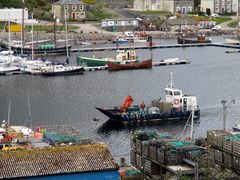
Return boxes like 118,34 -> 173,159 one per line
0,13 -> 71,55
40,11 -> 84,76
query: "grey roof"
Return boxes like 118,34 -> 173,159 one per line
0,144 -> 119,179
54,0 -> 83,5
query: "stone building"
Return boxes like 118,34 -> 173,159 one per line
201,0 -> 238,14
52,0 -> 86,21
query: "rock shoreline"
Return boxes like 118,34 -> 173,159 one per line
1,29 -> 236,45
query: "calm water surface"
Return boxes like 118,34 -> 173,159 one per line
0,36 -> 240,163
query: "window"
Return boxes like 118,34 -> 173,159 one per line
80,4 -> 84,11
215,7 -> 219,12
174,91 -> 181,96
72,5 -> 76,11
188,1 -> 191,5
227,1 -> 231,5
65,12 -> 69,18
64,5 -> 68,10
227,7 -> 231,12
157,5 -> 160,9
215,0 -> 219,5
146,5 -> 149,10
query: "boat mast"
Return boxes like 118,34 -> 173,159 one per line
31,13 -> 34,61
54,15 -> 57,49
21,0 -> 25,55
8,13 -> 11,52
7,99 -> 11,126
190,103 -> 194,141
27,89 -> 32,141
64,9 -> 69,63
168,72 -> 173,89
238,0 -> 239,37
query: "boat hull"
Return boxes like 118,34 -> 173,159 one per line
77,56 -> 113,67
42,67 -> 84,76
108,59 -> 152,71
0,43 -> 72,56
96,107 -> 200,123
177,37 -> 211,44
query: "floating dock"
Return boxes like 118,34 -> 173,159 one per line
153,59 -> 190,66
71,43 -> 240,53
225,49 -> 240,53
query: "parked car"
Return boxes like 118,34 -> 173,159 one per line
211,13 -> 220,18
212,25 -> 221,31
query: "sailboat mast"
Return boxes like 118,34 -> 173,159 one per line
8,13 -> 11,52
7,99 -> 11,125
21,0 -> 25,55
27,89 -> 32,136
31,13 -> 34,61
54,15 -> 57,48
64,10 -> 69,61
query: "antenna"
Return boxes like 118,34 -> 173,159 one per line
7,99 -> 11,125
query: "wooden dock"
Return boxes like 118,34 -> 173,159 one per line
71,43 -> 240,52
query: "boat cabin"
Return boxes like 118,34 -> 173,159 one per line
38,44 -> 56,50
164,73 -> 197,111
115,50 -> 137,61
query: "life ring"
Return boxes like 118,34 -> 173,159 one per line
174,99 -> 180,105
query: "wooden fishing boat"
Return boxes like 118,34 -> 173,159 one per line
96,73 -> 200,123
107,59 -> 152,71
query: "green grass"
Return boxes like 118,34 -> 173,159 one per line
228,20 -> 238,28
211,17 -> 232,24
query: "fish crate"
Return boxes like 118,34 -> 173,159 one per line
183,147 -> 205,162
135,139 -> 149,155
223,152 -> 232,168
136,153 -> 143,169
213,149 -> 222,164
157,148 -> 183,165
149,146 -> 157,160
232,156 -> 240,173
223,139 -> 233,153
144,159 -> 161,175
207,130 -> 232,149
232,140 -> 240,156
130,150 -> 137,166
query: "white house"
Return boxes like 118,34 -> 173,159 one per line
201,0 -> 238,14
133,0 -> 194,14
0,8 -> 38,24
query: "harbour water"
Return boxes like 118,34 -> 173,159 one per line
1,36 -> 240,163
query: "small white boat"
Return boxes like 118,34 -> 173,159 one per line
233,124 -> 240,132
153,57 -> 190,66
0,65 -> 21,75
80,41 -> 92,46
20,59 -> 52,75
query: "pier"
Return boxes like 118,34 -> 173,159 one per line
71,43 -> 240,53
